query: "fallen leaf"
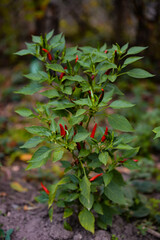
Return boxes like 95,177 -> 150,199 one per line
0,192 -> 7,197
20,153 -> 32,161
10,182 -> 28,192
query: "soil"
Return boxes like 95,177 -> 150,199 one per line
0,163 -> 159,240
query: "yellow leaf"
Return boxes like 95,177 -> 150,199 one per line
10,182 -> 28,192
20,153 -> 32,162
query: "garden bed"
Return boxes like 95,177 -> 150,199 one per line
0,163 -> 159,240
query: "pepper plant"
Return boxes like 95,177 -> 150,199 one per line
15,30 -> 154,233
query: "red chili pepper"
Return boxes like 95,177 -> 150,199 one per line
75,55 -> 79,63
59,67 -> 67,80
41,182 -> 50,195
65,125 -> 68,131
133,159 -> 138,162
59,124 -> 66,137
90,123 -> 97,138
101,126 -> 108,142
105,69 -> 111,75
104,50 -> 108,54
98,89 -> 104,104
76,142 -> 81,151
90,173 -> 103,182
91,75 -> 95,80
120,158 -> 127,163
88,90 -> 91,99
42,48 -> 48,53
42,48 -> 53,61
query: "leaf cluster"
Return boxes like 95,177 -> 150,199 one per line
15,30 -> 153,233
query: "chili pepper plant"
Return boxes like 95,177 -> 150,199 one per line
15,30 -> 154,233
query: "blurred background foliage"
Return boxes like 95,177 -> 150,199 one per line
0,0 -> 160,167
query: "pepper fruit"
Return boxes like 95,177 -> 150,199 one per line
90,123 -> 97,138
91,75 -> 95,80
41,182 -> 50,195
101,126 -> 108,142
90,173 -> 103,182
98,89 -> 104,104
105,69 -> 111,75
60,66 -> 67,80
88,90 -> 91,99
75,55 -> 79,63
104,50 -> 108,54
42,48 -> 53,61
76,142 -> 81,151
59,124 -> 66,137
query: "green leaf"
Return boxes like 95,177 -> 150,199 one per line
127,68 -> 154,78
32,35 -> 42,44
15,108 -> 33,117
103,172 -> 113,187
127,46 -> 148,55
46,30 -> 54,41
104,181 -> 126,204
120,43 -> 128,53
35,191 -> 49,204
153,127 -> 160,139
108,74 -> 117,83
63,75 -> 85,82
14,49 -> 32,56
26,146 -> 52,170
98,152 -> 109,165
123,56 -> 143,66
108,114 -> 134,132
109,100 -> 135,109
69,115 -> 84,125
123,159 -> 139,170
5,228 -> 14,240
78,149 -> 90,158
79,193 -> 94,210
114,144 -> 133,150
74,98 -> 90,106
25,126 -> 52,137
47,63 -> 65,73
41,89 -> 59,98
24,71 -> 48,82
78,208 -> 95,234
64,220 -> 72,231
75,109 -> 87,116
53,149 -> 64,162
15,82 -> 42,95
63,208 -> 73,219
20,136 -> 43,149
49,177 -> 69,207
93,202 -> 103,215
80,175 -> 91,200
65,193 -> 79,202
73,132 -> 90,142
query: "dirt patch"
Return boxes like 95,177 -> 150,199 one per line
0,164 -> 159,240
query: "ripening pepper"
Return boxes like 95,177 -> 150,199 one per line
104,50 -> 108,53
42,48 -> 53,61
91,75 -> 95,80
98,89 -> 104,104
105,69 -> 111,75
90,123 -> 97,138
59,66 -> 67,79
41,182 -> 50,195
76,142 -> 81,151
89,173 -> 103,182
101,126 -> 108,142
59,124 -> 66,137
75,55 -> 79,63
